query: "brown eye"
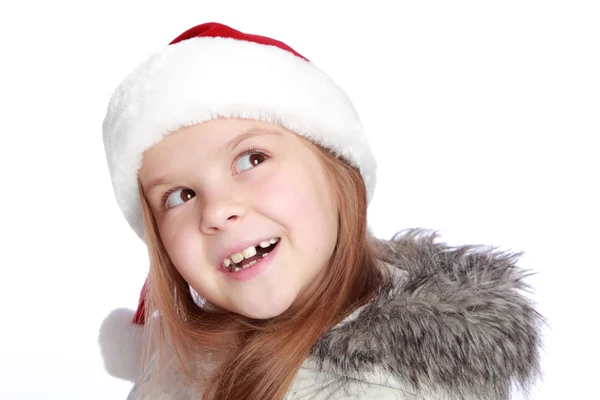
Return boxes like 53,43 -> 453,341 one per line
235,151 -> 268,172
249,153 -> 266,166
165,188 -> 196,209
180,189 -> 195,201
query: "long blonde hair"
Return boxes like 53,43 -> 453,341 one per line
138,136 -> 385,399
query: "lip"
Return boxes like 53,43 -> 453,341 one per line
218,239 -> 279,281
216,236 -> 280,267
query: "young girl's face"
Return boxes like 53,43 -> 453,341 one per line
139,119 -> 338,319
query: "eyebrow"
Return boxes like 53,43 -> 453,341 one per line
220,127 -> 282,155
143,127 -> 282,195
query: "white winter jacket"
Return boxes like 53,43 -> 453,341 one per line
105,229 -> 542,399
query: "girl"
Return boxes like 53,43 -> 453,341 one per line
99,22 -> 543,399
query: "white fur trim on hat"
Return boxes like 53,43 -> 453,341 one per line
98,308 -> 144,382
102,35 -> 377,241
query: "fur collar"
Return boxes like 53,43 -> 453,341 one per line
311,228 -> 544,399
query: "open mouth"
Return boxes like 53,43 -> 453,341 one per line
221,238 -> 279,272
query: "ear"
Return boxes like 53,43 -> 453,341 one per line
98,308 -> 144,382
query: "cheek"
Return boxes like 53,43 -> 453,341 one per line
254,165 -> 338,253
158,221 -> 199,274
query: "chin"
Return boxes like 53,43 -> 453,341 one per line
235,295 -> 295,320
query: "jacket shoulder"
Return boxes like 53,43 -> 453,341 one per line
311,228 -> 544,399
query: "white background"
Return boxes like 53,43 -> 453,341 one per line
1,1 -> 598,399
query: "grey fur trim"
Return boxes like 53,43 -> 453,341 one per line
312,228 -> 544,399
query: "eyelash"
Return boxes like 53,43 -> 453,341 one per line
159,147 -> 270,211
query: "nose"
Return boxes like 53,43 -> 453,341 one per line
199,193 -> 247,234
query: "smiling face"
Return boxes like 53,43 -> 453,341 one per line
138,119 -> 339,319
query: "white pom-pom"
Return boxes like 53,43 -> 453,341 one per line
98,308 -> 145,382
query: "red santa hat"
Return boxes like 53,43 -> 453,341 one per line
99,22 -> 377,381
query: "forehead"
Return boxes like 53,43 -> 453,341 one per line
153,118 -> 281,149
138,119 -> 296,181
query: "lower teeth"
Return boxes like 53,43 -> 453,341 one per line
230,252 -> 270,272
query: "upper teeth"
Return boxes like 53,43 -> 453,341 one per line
222,238 -> 278,268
